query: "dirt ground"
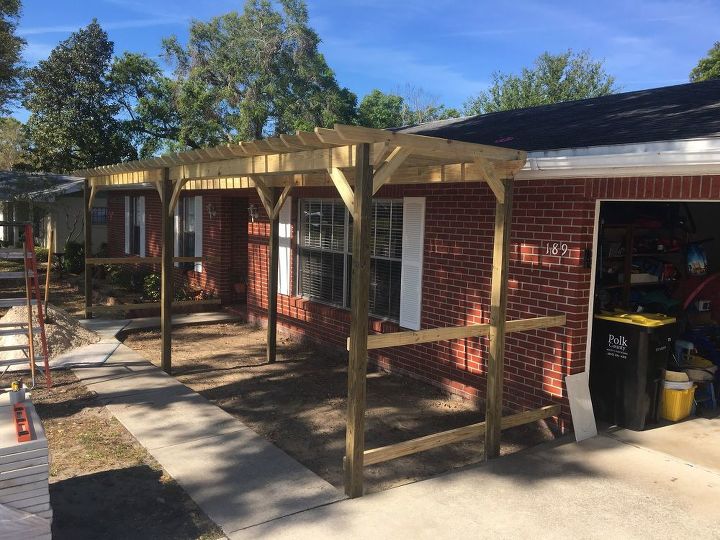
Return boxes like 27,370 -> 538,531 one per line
123,322 -> 556,493
31,370 -> 224,540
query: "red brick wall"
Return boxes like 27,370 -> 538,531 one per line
106,190 -> 249,302
247,176 -> 720,432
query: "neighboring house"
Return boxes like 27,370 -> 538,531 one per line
0,171 -> 107,253
102,79 -> 720,430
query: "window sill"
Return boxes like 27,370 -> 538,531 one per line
285,295 -> 400,333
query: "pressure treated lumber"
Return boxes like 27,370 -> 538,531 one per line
344,143 -> 373,499
363,404 -> 560,466
372,146 -> 412,194
266,187 -> 281,363
85,256 -> 211,265
485,178 -> 513,460
160,168 -> 173,374
87,298 -> 221,313
328,168 -> 355,217
355,315 -> 566,350
83,178 -> 92,319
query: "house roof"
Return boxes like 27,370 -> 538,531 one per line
398,79 -> 720,152
0,171 -> 82,200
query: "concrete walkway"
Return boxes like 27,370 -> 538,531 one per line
70,314 -> 343,535
232,431 -> 720,539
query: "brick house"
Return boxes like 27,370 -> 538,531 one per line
103,79 -> 720,431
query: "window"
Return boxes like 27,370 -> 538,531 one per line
298,198 -> 403,320
91,207 -> 108,225
124,196 -> 145,256
175,196 -> 203,272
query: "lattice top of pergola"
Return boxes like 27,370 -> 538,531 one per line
75,124 -> 526,204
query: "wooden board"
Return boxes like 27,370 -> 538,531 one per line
363,404 -> 560,466
358,315 -> 566,350
485,178 -> 513,460
344,143 -> 373,499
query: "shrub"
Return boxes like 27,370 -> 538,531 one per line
63,241 -> 84,273
34,247 -> 49,263
109,266 -> 148,293
143,273 -> 161,302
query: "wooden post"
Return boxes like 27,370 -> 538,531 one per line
44,229 -> 54,314
160,168 -> 174,374
485,178 -> 513,460
83,178 -> 92,319
344,143 -> 373,498
267,188 -> 280,363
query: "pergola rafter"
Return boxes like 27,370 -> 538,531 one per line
76,124 -> 566,498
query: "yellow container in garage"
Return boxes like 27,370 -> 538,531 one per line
660,386 -> 696,422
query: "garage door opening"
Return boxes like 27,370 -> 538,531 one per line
589,200 -> 719,433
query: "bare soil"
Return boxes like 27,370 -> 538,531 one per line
123,323 -> 556,493
32,370 -> 224,540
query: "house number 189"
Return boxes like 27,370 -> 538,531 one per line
546,242 -> 569,256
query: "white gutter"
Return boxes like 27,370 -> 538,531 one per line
516,137 -> 720,179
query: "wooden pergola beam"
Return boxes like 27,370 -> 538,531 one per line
485,178 -> 513,460
160,168 -> 174,374
345,143 -> 373,498
83,178 -> 92,319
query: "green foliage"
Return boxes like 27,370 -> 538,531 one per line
110,52 -> 181,157
0,0 -> 24,114
143,272 -> 161,302
22,20 -> 136,173
357,87 -> 460,129
108,265 -> 148,293
464,50 -> 618,115
34,246 -> 48,263
156,0 -> 357,145
357,90 -> 404,129
0,116 -> 24,169
690,42 -> 720,82
63,241 -> 84,274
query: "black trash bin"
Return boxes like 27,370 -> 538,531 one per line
590,312 -> 676,430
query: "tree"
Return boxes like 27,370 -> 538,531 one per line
464,50 -> 618,115
110,52 -> 181,157
399,84 -> 460,125
0,0 -> 24,114
159,0 -> 357,145
357,86 -> 460,129
690,42 -> 720,82
357,90 -> 404,129
0,117 -> 23,169
22,20 -> 135,173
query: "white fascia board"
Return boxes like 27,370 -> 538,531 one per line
515,137 -> 720,179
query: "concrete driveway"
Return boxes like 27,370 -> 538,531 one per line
232,422 -> 719,539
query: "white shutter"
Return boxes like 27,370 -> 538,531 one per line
278,196 -> 292,295
124,196 -> 130,254
138,196 -> 146,257
399,197 -> 425,330
173,201 -> 180,268
194,196 -> 203,272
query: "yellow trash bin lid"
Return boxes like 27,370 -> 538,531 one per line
594,312 -> 676,327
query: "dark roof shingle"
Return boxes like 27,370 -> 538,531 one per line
398,79 -> 720,151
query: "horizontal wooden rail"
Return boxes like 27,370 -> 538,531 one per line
351,314 -> 566,351
88,298 -> 221,313
86,256 -> 218,265
362,404 -> 560,466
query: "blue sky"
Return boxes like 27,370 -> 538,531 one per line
14,0 -> 720,121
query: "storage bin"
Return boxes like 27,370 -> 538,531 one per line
660,386 -> 696,422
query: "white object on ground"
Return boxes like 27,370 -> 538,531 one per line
565,371 -> 597,442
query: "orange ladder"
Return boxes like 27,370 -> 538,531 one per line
0,223 -> 51,387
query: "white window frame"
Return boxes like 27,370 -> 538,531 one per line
174,195 -> 203,272
296,197 -> 407,321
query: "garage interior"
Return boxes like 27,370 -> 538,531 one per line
590,200 -> 720,441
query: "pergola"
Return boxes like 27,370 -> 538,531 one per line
76,124 -> 566,497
